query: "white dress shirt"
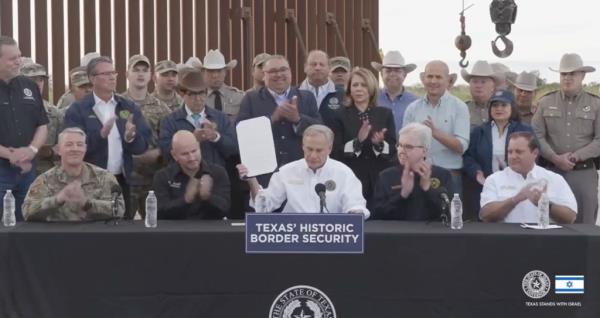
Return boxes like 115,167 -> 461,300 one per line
480,164 -> 577,223
251,157 -> 370,219
491,121 -> 508,172
299,79 -> 337,107
92,93 -> 123,175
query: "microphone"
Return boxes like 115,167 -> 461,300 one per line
314,183 -> 327,213
110,185 -> 122,224
439,188 -> 451,225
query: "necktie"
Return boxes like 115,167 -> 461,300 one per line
191,113 -> 202,127
213,91 -> 223,111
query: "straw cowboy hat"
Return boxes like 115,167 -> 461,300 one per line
371,51 -> 416,73
202,49 -> 237,70
549,53 -> 595,73
460,60 -> 502,83
509,71 -> 538,91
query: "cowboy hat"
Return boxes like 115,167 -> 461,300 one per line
509,71 -> 538,91
202,49 -> 237,70
549,53 -> 595,73
371,51 -> 416,73
177,69 -> 207,92
460,60 -> 502,83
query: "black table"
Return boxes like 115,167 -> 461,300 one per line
1,221 -> 599,318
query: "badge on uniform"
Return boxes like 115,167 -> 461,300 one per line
328,97 -> 340,110
119,110 -> 131,120
168,181 -> 181,189
583,105 -> 591,112
430,178 -> 440,189
23,88 -> 35,101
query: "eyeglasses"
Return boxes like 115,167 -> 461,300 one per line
397,143 -> 425,151
182,89 -> 208,97
264,67 -> 290,75
93,71 -> 118,77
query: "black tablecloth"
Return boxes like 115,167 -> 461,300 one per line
1,221 -> 599,318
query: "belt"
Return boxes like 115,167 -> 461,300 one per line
573,158 -> 595,170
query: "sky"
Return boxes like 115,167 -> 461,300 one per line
379,0 -> 600,85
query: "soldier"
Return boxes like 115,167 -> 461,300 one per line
122,54 -> 172,216
247,53 -> 271,92
151,59 -> 183,111
532,53 -> 600,224
22,127 -> 125,221
201,49 -> 245,119
372,51 -> 418,131
300,50 -> 345,130
461,60 -> 501,129
509,71 -> 539,124
68,66 -> 93,105
20,62 -> 62,174
56,52 -> 100,109
329,56 -> 351,90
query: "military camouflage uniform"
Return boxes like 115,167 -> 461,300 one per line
207,86 -> 245,119
35,100 -> 62,174
56,90 -> 75,110
151,91 -> 183,112
532,90 -> 600,224
22,162 -> 125,221
121,91 -> 171,214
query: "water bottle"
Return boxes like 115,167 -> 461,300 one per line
3,190 -> 16,227
537,192 -> 550,229
145,191 -> 157,228
450,193 -> 463,230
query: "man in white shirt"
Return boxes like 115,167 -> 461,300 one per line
237,124 -> 370,219
480,131 -> 577,223
64,56 -> 152,219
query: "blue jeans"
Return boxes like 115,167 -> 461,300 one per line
0,163 -> 37,221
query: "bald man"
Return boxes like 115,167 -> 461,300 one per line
152,130 -> 230,219
403,60 -> 470,197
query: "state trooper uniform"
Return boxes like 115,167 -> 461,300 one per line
533,89 -> 600,224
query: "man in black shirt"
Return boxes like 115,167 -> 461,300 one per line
372,122 -> 452,221
153,130 -> 230,219
0,36 -> 49,221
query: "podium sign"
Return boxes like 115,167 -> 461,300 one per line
245,213 -> 364,254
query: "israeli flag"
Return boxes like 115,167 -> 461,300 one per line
555,275 -> 584,294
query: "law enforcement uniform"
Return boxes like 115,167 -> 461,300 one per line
372,164 -> 452,220
22,162 -> 125,221
122,91 -> 171,215
206,85 -> 245,119
532,89 -> 600,224
0,76 -> 50,221
20,62 -> 63,174
466,100 -> 489,130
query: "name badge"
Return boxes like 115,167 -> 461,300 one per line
168,181 -> 182,189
